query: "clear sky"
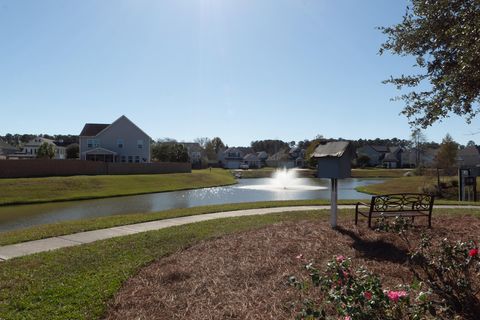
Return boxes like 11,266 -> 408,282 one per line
0,0 -> 478,146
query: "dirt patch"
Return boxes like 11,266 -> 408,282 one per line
104,215 -> 480,320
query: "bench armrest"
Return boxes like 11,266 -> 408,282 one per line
355,201 -> 370,211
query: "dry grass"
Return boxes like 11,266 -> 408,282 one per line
104,215 -> 480,320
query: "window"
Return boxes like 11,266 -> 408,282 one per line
128,156 -> 133,163
88,139 -> 100,148
117,139 -> 124,148
137,139 -> 144,149
135,156 -> 140,163
121,156 -> 126,162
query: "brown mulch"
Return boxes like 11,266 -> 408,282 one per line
104,215 -> 480,320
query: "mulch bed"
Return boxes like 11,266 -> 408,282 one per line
104,215 -> 480,319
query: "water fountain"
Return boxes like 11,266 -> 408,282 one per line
238,168 -> 327,191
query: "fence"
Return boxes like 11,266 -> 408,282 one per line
0,160 -> 191,178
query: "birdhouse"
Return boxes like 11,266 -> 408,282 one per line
312,141 -> 355,179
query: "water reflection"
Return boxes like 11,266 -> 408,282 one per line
0,178 -> 383,232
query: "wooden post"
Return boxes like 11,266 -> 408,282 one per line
331,178 -> 338,228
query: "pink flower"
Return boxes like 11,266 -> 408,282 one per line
363,291 -> 372,300
387,290 -> 407,302
296,254 -> 304,259
336,255 -> 345,263
469,248 -> 478,257
344,316 -> 351,320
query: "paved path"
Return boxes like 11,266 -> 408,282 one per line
0,205 -> 478,260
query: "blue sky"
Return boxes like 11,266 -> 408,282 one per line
0,0 -> 478,146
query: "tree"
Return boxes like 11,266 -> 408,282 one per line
410,128 -> 427,167
151,142 -> 189,163
435,134 -> 458,173
380,0 -> 480,128
467,140 -> 476,147
210,137 -> 225,153
356,155 -> 371,168
250,140 -> 289,155
66,143 -> 79,159
194,137 -> 210,149
37,142 -> 55,159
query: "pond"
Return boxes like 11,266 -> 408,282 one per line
0,177 -> 384,232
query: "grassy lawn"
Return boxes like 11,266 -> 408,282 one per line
0,169 -> 236,206
0,200 -> 337,246
1,208 -> 479,320
0,210 -> 326,320
351,168 -> 413,178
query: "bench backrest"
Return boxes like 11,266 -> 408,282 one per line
370,193 -> 434,212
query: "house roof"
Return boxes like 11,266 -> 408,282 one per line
370,145 -> 390,153
243,153 -> 259,161
79,115 -> 151,140
312,141 -> 352,158
79,124 -> 109,136
383,152 -> 399,162
267,149 -> 290,161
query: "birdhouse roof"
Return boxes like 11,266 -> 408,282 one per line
312,141 -> 352,158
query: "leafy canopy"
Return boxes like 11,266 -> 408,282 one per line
380,0 -> 480,127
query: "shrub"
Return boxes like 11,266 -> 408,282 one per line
290,217 -> 480,319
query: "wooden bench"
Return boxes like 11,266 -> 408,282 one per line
355,193 -> 434,228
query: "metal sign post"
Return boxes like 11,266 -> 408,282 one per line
330,178 -> 338,228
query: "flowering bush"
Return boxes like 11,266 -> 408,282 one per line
289,256 -> 432,319
290,217 -> 480,319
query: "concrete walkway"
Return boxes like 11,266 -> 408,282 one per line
0,205 -> 478,260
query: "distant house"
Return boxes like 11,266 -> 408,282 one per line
356,145 -> 389,167
266,149 -> 295,168
265,147 -> 306,168
382,147 -> 403,168
218,147 -> 245,169
457,145 -> 480,167
243,153 -> 261,168
256,151 -> 269,166
182,142 -> 206,168
79,115 -> 151,163
14,137 -> 67,159
401,147 -> 439,168
0,140 -> 18,160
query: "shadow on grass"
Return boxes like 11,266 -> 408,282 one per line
336,226 -> 409,264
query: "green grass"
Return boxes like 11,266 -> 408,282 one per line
0,210 -> 327,320
0,169 -> 236,206
355,176 -> 434,194
1,208 -> 479,320
0,200 -> 339,246
351,168 -> 413,178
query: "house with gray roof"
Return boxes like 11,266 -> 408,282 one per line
243,153 -> 261,168
217,147 -> 244,169
356,145 -> 390,167
79,115 -> 151,163
0,140 -> 18,159
382,146 -> 403,168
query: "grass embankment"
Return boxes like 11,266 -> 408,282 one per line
0,169 -> 235,206
0,200 -> 338,246
1,208 -> 479,320
351,168 -> 412,178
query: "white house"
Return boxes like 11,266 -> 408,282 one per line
19,137 -> 66,159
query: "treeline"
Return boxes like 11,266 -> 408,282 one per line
0,134 -> 78,146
